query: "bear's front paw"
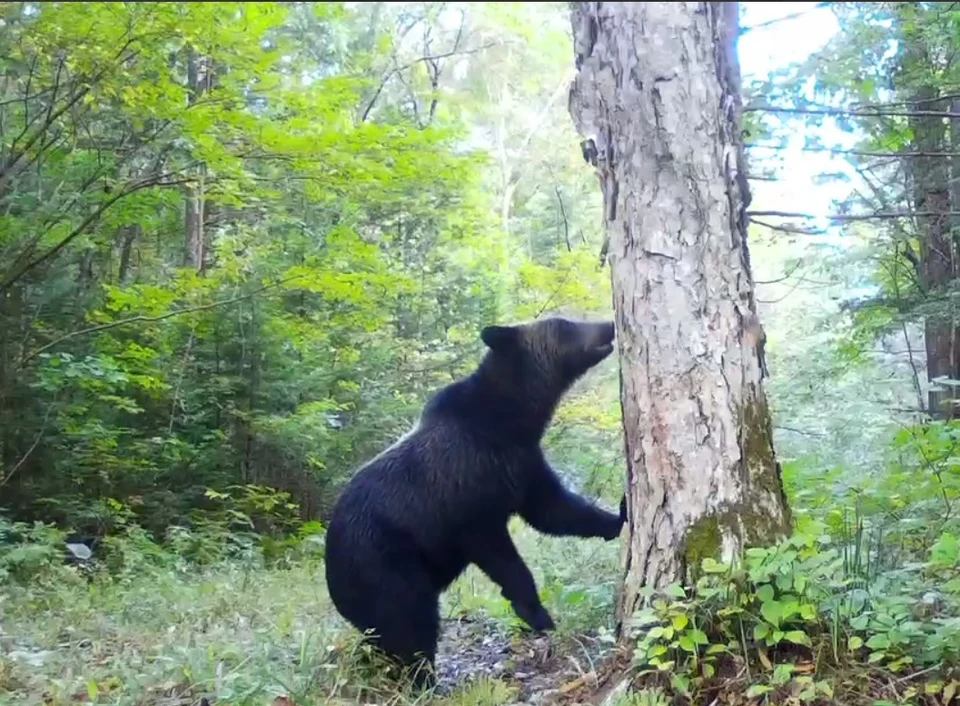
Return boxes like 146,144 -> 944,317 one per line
513,600 -> 556,632
619,493 -> 627,522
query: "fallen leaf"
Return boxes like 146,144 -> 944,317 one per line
559,675 -> 588,694
943,680 -> 957,706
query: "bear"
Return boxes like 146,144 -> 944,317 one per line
323,315 -> 626,689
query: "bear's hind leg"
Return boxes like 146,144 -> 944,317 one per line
371,577 -> 441,691
326,524 -> 441,691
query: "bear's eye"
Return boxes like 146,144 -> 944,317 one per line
554,319 -> 577,346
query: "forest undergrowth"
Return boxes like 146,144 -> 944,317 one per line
2,418 -> 959,706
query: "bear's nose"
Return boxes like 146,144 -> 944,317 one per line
600,321 -> 615,342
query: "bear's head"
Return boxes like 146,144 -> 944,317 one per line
479,316 -> 616,402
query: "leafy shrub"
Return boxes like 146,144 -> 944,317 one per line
0,516 -> 70,585
626,521 -> 960,702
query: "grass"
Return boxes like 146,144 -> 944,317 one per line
0,520 -> 622,706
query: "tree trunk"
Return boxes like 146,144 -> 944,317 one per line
895,5 -> 960,420
568,1 -> 791,634
947,98 -> 960,419
184,49 -> 211,273
116,224 -> 140,283
914,95 -> 959,419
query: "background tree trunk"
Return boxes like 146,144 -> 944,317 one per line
568,1 -> 791,635
895,4 -> 960,420
184,49 -> 212,273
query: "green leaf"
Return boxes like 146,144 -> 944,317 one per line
665,582 -> 686,599
848,636 -> 864,651
754,622 -> 770,640
756,583 -> 775,603
746,684 -> 773,698
671,613 -> 689,631
760,600 -> 782,627
865,634 -> 890,650
784,630 -> 812,647
773,663 -> 795,685
701,557 -> 728,573
930,532 -> 959,567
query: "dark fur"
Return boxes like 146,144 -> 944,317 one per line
324,316 -> 626,688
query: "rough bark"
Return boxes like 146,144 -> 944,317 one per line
568,1 -> 791,633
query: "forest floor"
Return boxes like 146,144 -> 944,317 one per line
432,616 -> 624,704
3,553 -> 955,706
4,521 -> 953,706
0,524 -> 628,706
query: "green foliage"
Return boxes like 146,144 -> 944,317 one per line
628,521 -> 960,703
612,687 -> 671,706
0,1 -> 611,542
619,420 -> 960,702
4,1 -> 960,704
0,516 -> 68,584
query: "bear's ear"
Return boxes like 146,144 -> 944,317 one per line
481,325 -> 518,352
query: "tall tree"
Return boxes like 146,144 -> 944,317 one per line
895,4 -> 959,420
568,1 -> 791,631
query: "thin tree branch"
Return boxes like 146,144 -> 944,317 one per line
745,104 -> 960,119
748,210 -> 960,221
750,218 -> 824,235
1,396 -> 57,487
773,425 -> 825,438
0,41 -> 141,196
361,42 -> 499,121
832,92 -> 960,109
754,259 -> 805,285
756,270 -> 807,304
748,143 -> 960,158
0,174 -> 193,293
555,185 -> 571,252
18,276 -> 307,367
739,2 -> 830,34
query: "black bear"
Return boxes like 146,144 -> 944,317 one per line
324,316 -> 626,688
